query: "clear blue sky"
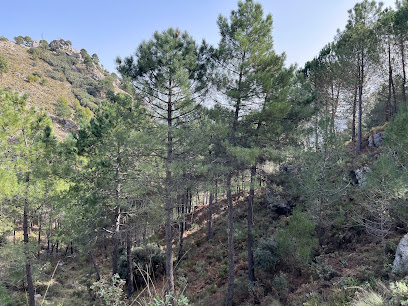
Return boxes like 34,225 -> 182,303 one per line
0,0 -> 396,73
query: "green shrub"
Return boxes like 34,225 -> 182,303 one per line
254,237 -> 279,272
45,69 -> 66,82
275,207 -> 318,270
91,274 -> 125,306
272,272 -> 289,301
0,284 -> 13,306
312,255 -> 334,280
390,280 -> 408,305
151,291 -> 189,305
27,74 -> 40,82
55,96 -> 71,122
0,36 -> 8,41
118,243 -> 165,289
40,78 -> 48,86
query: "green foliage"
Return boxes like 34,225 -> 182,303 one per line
254,236 -> 279,272
55,96 -> 71,121
0,36 -> 8,41
0,283 -> 13,306
73,99 -> 92,124
39,39 -> 49,49
0,56 -> 9,81
14,36 -> 24,45
40,78 -> 48,86
92,53 -> 99,64
84,54 -> 93,68
44,70 -> 62,82
91,274 -> 125,306
271,272 -> 289,301
312,255 -> 334,280
151,292 -> 189,306
275,207 -> 318,270
118,244 -> 165,288
390,280 -> 408,305
26,74 -> 40,82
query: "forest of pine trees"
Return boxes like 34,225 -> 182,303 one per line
1,0 -> 408,305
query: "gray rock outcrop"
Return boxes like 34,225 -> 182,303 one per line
368,130 -> 385,147
393,234 -> 408,275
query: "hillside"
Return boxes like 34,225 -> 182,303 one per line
0,38 -> 123,138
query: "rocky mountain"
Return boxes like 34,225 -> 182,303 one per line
0,37 -> 125,138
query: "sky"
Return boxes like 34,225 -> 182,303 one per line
0,0 -> 397,73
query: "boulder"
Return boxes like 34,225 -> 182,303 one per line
350,167 -> 370,186
393,234 -> 408,275
368,130 -> 385,147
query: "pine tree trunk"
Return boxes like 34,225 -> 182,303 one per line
113,147 -> 122,275
37,213 -> 41,258
24,174 -> 35,306
352,84 -> 357,142
226,172 -> 235,306
387,41 -> 392,120
400,40 -> 407,103
90,251 -> 101,281
358,52 -> 364,152
248,165 -> 256,284
165,80 -> 175,292
208,190 -> 213,241
177,191 -> 186,263
127,230 -> 134,298
112,206 -> 121,275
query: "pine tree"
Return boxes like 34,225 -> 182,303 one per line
0,89 -> 53,306
215,0 -> 282,302
117,27 -> 211,292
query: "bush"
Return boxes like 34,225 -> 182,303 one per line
27,74 -> 40,82
390,280 -> 408,305
272,272 -> 289,301
45,69 -> 66,82
91,274 -> 125,306
151,292 -> 189,306
40,78 -> 48,86
55,96 -> 71,122
275,207 -> 318,271
312,255 -> 334,280
0,284 -> 13,306
254,237 -> 279,272
0,36 -> 8,41
118,243 -> 165,290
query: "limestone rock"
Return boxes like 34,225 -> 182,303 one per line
350,167 -> 370,186
32,40 -> 40,48
368,130 -> 385,147
393,234 -> 408,275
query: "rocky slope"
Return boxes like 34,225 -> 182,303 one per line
0,38 -> 124,138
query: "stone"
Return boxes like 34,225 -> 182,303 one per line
34,294 -> 42,298
393,234 -> 408,275
368,130 -> 385,147
351,167 -> 370,187
32,40 -> 40,48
